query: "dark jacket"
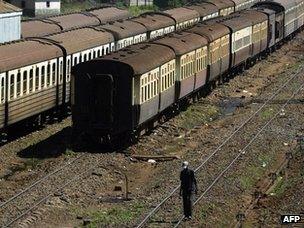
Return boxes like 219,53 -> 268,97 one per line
180,168 -> 198,195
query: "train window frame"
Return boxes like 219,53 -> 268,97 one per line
35,67 -> 40,90
47,63 -> 51,87
0,76 -> 5,104
16,72 -> 21,97
9,74 -> 15,100
140,68 -> 159,104
22,70 -> 27,95
52,62 -> 56,86
29,69 -> 33,93
41,65 -> 45,89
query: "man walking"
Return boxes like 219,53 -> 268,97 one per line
179,161 -> 198,220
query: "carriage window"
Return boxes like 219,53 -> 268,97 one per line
73,57 -> 78,65
60,61 -> 63,83
67,60 -> 71,82
47,64 -> 51,86
52,63 -> 56,85
36,67 -> 40,90
29,69 -> 33,92
23,71 -> 27,95
10,74 -> 15,100
41,66 -> 45,88
0,77 -> 5,103
140,70 -> 159,104
17,72 -> 21,97
89,53 -> 92,60
84,54 -> 87,62
97,50 -> 101,57
160,60 -> 175,92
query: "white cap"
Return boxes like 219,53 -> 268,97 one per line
182,161 -> 189,169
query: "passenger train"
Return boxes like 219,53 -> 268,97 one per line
0,0 -> 262,135
71,0 -> 304,144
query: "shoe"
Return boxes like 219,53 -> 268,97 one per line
187,216 -> 192,220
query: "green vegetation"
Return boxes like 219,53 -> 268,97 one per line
260,108 -> 275,120
239,164 -> 264,190
74,203 -> 145,227
128,5 -> 158,16
154,0 -> 187,8
200,203 -> 216,221
61,0 -> 94,13
178,104 -> 219,130
64,149 -> 77,157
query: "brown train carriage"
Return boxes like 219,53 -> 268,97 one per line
187,23 -> 230,82
154,32 -> 208,100
72,43 -> 176,138
21,20 -> 62,38
100,20 -> 147,50
21,7 -> 131,38
164,7 -> 200,30
0,40 -> 63,129
185,2 -> 219,21
88,7 -> 131,23
239,10 -> 269,57
131,12 -> 176,40
215,15 -> 253,68
202,0 -> 235,16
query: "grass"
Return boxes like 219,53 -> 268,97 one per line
199,203 -> 216,221
260,108 -> 275,120
64,149 -> 77,157
128,5 -> 158,16
178,104 -> 219,130
74,202 -> 145,227
239,163 -> 265,190
61,1 -> 93,14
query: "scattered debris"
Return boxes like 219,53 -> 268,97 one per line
147,159 -> 157,164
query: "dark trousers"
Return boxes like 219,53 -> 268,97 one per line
182,193 -> 193,217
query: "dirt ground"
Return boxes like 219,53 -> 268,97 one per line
0,32 -> 304,228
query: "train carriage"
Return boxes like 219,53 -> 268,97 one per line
21,20 -> 62,38
202,0 -> 235,16
131,12 -> 176,40
187,23 -> 230,82
21,7 -> 131,38
72,43 -> 176,139
154,32 -> 208,100
0,40 -> 63,128
164,8 -> 200,30
100,20 -> 147,50
185,2 -> 219,21
215,15 -> 253,68
239,10 -> 269,57
233,0 -> 260,11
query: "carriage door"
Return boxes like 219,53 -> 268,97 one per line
91,74 -> 114,127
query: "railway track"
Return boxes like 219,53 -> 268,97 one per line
135,64 -> 304,227
0,152 -> 107,227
